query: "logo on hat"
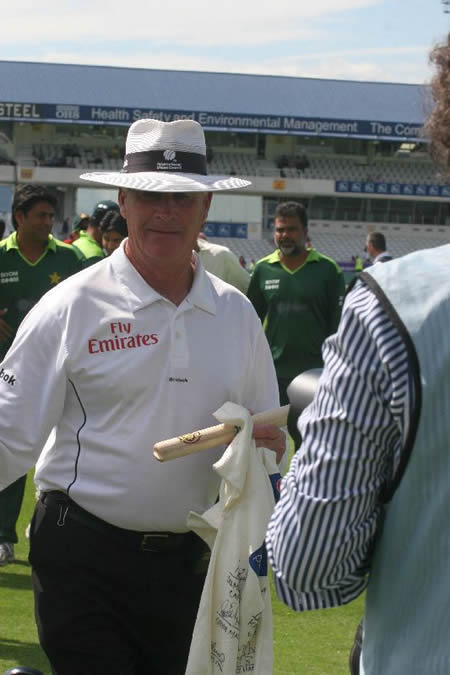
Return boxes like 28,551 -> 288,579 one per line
163,150 -> 176,161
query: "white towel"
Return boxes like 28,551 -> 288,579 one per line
186,402 -> 281,675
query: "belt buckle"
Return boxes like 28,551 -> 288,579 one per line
141,533 -> 169,553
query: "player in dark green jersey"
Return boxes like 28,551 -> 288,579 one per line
0,184 -> 83,566
247,201 -> 345,426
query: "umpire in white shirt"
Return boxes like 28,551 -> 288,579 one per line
0,119 -> 285,675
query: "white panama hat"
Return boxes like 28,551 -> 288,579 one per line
80,118 -> 251,192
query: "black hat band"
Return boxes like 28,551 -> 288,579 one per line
121,150 -> 207,174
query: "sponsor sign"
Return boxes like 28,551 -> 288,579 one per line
335,180 -> 449,198
20,168 -> 33,180
0,101 -> 425,141
203,222 -> 248,238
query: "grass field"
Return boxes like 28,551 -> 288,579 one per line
0,475 -> 364,674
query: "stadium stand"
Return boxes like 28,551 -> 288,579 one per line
209,238 -> 273,263
212,222 -> 449,270
0,60 -> 448,245
208,152 -> 442,185
24,143 -> 441,188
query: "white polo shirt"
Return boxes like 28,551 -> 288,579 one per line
0,243 -> 279,531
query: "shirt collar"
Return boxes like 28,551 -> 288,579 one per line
187,252 -> 217,315
5,231 -> 56,253
109,241 -> 216,315
373,251 -> 391,263
78,230 -> 96,244
266,248 -> 320,265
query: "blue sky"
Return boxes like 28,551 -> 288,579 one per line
1,0 -> 448,84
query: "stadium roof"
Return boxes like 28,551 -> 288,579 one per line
0,61 -> 432,141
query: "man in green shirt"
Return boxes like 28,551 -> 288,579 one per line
0,184 -> 83,566
247,201 -> 345,416
73,199 -> 119,265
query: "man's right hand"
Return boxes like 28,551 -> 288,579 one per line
0,309 -> 13,343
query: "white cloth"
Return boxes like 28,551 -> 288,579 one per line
0,243 -> 279,531
186,402 -> 280,675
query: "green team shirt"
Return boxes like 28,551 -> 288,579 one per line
247,248 -> 345,381
0,232 -> 83,359
73,230 -> 105,266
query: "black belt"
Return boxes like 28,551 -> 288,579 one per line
40,490 -> 194,553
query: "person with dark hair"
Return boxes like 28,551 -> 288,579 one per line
72,199 -> 120,264
365,231 -> 392,264
266,35 -> 450,675
0,184 -> 83,567
91,199 -> 121,227
0,219 -> 6,240
100,210 -> 128,256
247,200 -> 345,420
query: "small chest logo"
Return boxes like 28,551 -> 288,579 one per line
49,272 -> 62,285
264,279 -> 280,291
1,271 -> 19,284
0,367 -> 16,386
163,150 -> 176,161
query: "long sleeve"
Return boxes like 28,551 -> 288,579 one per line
266,281 -> 412,610
0,297 -> 68,489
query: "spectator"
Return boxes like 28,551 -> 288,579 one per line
295,154 -> 310,173
365,231 -> 393,263
0,118 -> 285,674
266,34 -> 450,675
0,184 -> 83,568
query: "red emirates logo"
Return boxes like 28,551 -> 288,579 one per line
88,321 -> 159,354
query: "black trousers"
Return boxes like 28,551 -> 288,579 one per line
29,494 -> 208,675
0,474 -> 27,543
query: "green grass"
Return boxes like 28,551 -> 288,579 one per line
0,474 -> 364,674
0,476 -> 50,674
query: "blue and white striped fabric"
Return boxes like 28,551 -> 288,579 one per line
266,281 -> 413,611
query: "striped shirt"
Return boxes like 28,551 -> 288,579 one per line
266,281 -> 413,611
